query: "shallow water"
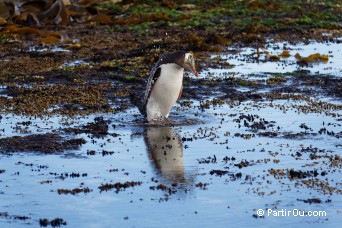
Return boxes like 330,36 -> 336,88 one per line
202,41 -> 342,79
1,41 -> 342,227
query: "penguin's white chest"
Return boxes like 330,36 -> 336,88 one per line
146,64 -> 184,121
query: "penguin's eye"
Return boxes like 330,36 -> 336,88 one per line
187,54 -> 194,64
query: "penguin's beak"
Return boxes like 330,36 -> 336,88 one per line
191,67 -> 199,77
188,66 -> 199,77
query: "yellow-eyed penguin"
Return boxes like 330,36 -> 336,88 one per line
141,51 -> 198,121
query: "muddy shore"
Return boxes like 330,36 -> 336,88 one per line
0,1 -> 341,227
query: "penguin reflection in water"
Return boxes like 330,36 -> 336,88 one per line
140,51 -> 198,122
144,126 -> 194,185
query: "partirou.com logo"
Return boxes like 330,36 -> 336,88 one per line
257,208 -> 327,217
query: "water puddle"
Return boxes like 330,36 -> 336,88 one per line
28,46 -> 71,53
202,41 -> 342,79
1,95 -> 341,227
61,59 -> 90,67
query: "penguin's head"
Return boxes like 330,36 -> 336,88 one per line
183,52 -> 198,77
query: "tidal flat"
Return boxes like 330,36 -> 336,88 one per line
0,1 -> 341,227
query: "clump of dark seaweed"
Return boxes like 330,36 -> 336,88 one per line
39,218 -> 67,227
64,117 -> 110,137
0,134 -> 86,153
99,181 -> 142,193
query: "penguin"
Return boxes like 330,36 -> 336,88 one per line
141,51 -> 198,122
